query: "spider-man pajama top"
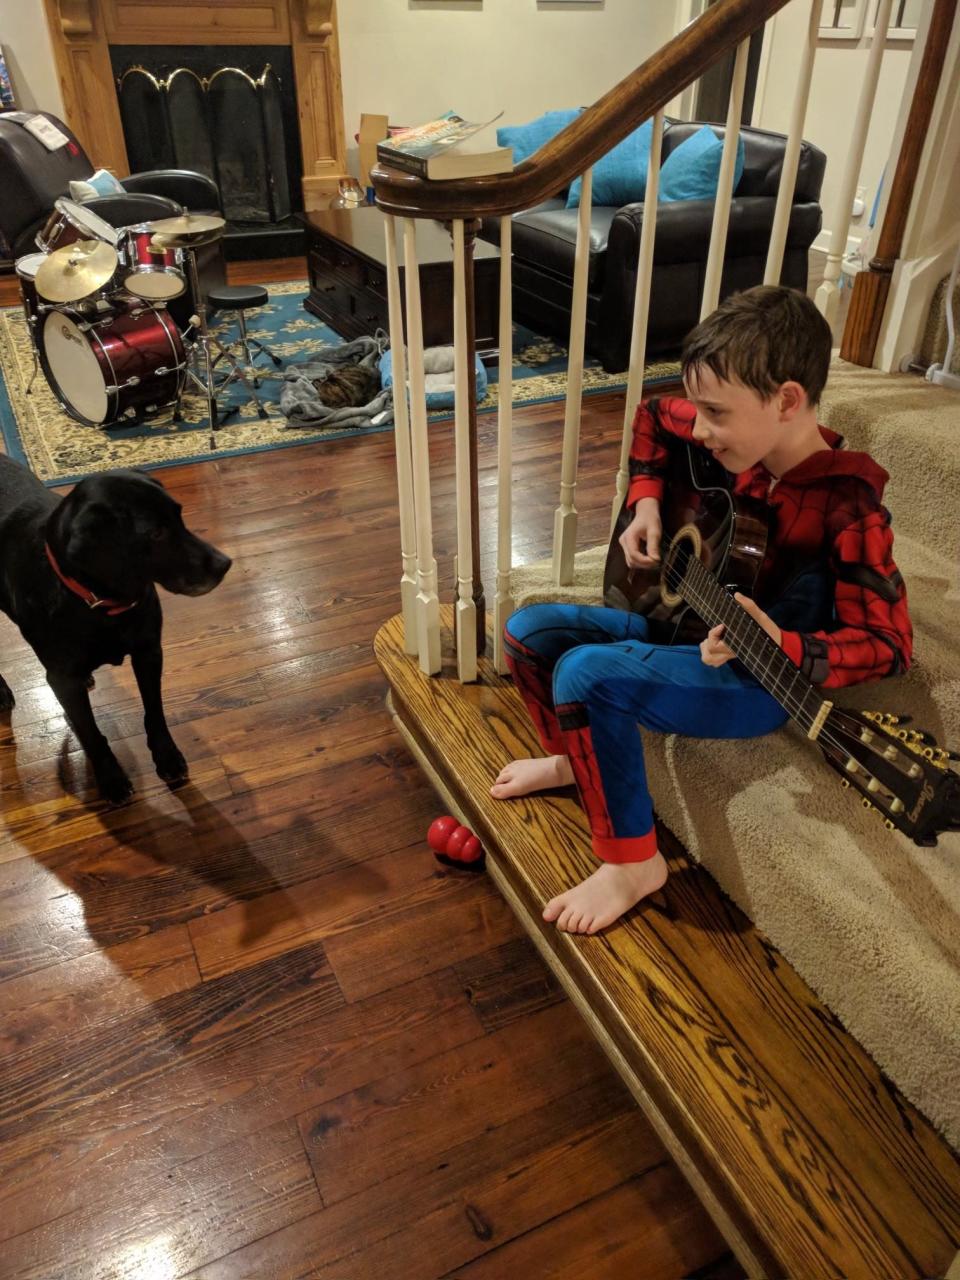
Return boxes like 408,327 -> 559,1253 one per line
503,396 -> 913,864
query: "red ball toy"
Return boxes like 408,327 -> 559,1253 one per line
427,815 -> 485,871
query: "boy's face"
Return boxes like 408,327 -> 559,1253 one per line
684,365 -> 802,475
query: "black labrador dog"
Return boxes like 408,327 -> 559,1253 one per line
0,456 -> 231,803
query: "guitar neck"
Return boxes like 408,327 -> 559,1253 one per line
679,554 -> 828,735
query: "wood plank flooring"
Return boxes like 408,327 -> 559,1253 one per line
0,258 -> 738,1277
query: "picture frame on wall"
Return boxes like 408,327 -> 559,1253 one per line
0,46 -> 16,109
818,0 -> 867,39
866,0 -> 922,38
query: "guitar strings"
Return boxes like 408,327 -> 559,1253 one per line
654,553 -> 869,768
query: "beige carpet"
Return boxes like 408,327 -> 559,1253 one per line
512,357 -> 960,1151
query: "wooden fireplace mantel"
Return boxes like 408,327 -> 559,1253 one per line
41,0 -> 348,210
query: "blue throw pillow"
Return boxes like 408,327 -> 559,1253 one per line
658,125 -> 745,203
566,118 -> 654,210
497,108 -> 581,168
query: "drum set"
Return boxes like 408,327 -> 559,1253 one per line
15,197 -> 234,437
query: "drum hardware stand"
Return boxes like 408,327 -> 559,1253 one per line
176,244 -> 268,449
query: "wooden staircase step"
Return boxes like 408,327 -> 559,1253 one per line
375,608 -> 960,1280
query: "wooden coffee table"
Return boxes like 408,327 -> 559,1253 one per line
298,206 -> 501,354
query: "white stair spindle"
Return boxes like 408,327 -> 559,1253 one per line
612,109 -> 664,533
764,0 -> 819,285
552,166 -> 592,586
383,215 -> 418,653
452,218 -> 478,683
701,37 -> 750,319
815,0 -> 894,326
402,218 -> 441,676
493,214 -> 514,675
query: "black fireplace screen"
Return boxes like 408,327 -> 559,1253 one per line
110,45 -> 302,225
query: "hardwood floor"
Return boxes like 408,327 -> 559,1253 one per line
0,258 -> 739,1276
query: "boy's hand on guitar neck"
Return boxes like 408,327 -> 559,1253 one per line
620,497 -> 663,568
700,593 -> 783,667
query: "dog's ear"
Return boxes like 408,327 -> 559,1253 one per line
64,500 -> 117,561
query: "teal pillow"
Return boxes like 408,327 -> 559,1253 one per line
566,118 -> 654,209
497,108 -> 581,167
659,125 -> 745,203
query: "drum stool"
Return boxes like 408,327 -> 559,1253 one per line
208,285 -> 283,400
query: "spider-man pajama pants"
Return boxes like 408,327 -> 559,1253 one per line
503,603 -> 789,863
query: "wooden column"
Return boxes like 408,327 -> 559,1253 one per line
840,0 -> 959,367
42,0 -> 129,174
462,218 -> 486,657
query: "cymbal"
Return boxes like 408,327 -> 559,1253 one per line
35,239 -> 119,302
146,213 -> 226,247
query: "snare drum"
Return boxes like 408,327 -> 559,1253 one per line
120,225 -> 186,301
40,304 -> 185,426
14,252 -> 48,332
36,197 -> 120,255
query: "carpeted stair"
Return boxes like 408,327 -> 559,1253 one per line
510,357 -> 960,1151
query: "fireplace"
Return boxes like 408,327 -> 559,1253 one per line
40,0 -> 348,232
110,44 -> 304,259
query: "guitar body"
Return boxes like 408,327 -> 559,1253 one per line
603,441 -> 771,645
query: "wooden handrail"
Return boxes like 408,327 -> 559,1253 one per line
371,0 -> 792,220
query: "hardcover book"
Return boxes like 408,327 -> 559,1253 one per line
376,110 -> 512,180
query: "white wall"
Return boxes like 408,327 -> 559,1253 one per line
754,2 -> 914,252
0,2 -> 64,117
336,0 -> 677,169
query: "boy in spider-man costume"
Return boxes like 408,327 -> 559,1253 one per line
491,286 -> 912,935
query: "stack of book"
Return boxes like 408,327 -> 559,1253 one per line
375,110 -> 512,180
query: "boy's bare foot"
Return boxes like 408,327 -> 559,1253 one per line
490,754 -> 574,799
543,853 -> 669,934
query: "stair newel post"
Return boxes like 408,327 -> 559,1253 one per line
552,166 -> 592,587
764,0 -> 818,286
815,0 -> 895,327
402,217 -> 442,676
701,36 -> 750,319
841,0 -> 959,367
493,214 -> 514,674
383,214 -> 418,653
452,217 -> 479,682
612,110 -> 664,535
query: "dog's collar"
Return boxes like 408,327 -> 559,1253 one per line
44,544 -> 139,616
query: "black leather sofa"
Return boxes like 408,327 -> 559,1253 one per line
480,121 -> 826,372
0,110 -> 226,305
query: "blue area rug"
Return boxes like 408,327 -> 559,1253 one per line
0,279 -> 679,485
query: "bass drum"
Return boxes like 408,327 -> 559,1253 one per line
40,304 -> 185,426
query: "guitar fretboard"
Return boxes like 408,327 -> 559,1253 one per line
678,551 -> 826,735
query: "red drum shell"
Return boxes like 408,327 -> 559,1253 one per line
35,208 -> 81,254
15,252 -> 47,329
40,305 -> 185,427
121,226 -> 186,300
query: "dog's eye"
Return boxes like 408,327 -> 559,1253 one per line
149,529 -> 168,543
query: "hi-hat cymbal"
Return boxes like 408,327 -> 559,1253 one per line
146,213 -> 226,247
35,239 -> 119,302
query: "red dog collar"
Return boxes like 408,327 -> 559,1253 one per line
45,543 -> 139,616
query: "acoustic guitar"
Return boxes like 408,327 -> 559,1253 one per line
603,440 -> 960,847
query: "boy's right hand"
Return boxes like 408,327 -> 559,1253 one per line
620,497 -> 662,568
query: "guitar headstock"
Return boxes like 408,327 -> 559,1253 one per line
819,707 -> 960,846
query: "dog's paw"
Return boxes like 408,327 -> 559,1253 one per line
97,766 -> 134,805
153,742 -> 189,785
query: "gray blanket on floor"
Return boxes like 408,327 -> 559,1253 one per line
279,334 -> 393,428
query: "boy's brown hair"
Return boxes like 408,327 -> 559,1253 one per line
681,285 -> 833,406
